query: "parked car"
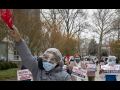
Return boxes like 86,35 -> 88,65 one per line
0,57 -> 6,62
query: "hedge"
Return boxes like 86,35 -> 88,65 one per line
0,63 -> 6,70
13,63 -> 18,68
3,62 -> 11,70
0,62 -> 18,70
9,61 -> 15,68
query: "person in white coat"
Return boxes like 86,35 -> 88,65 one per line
99,58 -> 120,81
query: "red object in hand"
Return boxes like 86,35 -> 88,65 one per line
67,56 -> 70,61
0,9 -> 13,29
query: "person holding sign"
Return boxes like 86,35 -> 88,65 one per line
99,59 -> 104,69
87,59 -> 97,81
66,53 -> 86,81
7,25 -> 71,81
99,58 -> 120,81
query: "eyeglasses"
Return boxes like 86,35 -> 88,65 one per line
109,58 -> 115,62
43,56 -> 56,62
43,59 -> 55,64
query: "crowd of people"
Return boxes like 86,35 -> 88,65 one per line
7,24 -> 120,81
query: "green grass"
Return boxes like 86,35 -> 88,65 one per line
0,68 -> 20,81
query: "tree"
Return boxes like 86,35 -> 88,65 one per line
7,9 -> 43,56
7,9 -> 79,57
41,17 -> 78,56
40,9 -> 79,56
88,38 -> 98,55
57,9 -> 89,36
90,9 -> 119,61
109,39 -> 120,59
0,9 -> 8,43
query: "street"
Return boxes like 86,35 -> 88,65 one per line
84,64 -> 102,81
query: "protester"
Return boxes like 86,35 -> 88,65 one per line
63,56 -> 67,65
62,56 -> 70,75
96,58 -> 98,66
94,58 -> 97,65
99,59 -> 104,69
66,53 -> 86,81
87,59 -> 97,81
8,25 -> 71,81
69,56 -> 74,63
116,57 -> 119,64
34,56 -> 37,60
99,58 -> 120,81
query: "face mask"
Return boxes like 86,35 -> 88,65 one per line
65,59 -> 67,62
75,58 -> 80,62
90,61 -> 93,64
43,61 -> 55,71
109,61 -> 115,66
72,57 -> 74,59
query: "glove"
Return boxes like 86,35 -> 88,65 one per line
94,68 -> 96,71
0,9 -> 13,29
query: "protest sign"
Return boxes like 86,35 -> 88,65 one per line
83,61 -> 90,64
71,66 -> 87,80
100,62 -> 104,65
86,64 -> 96,71
17,69 -> 33,81
101,65 -> 120,75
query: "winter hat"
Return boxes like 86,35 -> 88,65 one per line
43,48 -> 64,67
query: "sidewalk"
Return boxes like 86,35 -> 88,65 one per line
84,64 -> 102,81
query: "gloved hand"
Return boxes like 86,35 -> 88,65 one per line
94,68 -> 96,71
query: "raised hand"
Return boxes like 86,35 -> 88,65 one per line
8,25 -> 21,42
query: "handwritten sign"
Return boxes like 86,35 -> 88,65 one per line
86,64 -> 96,71
101,65 -> 120,75
71,66 -> 87,80
17,69 -> 33,81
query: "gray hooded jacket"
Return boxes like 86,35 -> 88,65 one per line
14,39 -> 71,81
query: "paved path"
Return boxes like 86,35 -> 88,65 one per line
84,64 -> 102,81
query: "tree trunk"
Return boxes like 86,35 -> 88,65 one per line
98,35 -> 102,61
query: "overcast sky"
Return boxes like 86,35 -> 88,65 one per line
80,9 -> 100,43
41,9 -> 116,44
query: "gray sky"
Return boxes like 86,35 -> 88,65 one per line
80,9 -> 100,43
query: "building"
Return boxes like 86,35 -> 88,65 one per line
80,38 -> 90,57
101,46 -> 111,56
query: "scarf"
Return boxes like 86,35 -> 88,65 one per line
75,61 -> 81,81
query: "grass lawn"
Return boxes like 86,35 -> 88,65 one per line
0,68 -> 20,81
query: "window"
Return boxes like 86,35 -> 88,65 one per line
14,47 -> 19,60
0,42 -> 8,62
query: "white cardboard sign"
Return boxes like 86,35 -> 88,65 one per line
101,65 -> 120,75
17,69 -> 33,81
86,64 -> 96,71
71,66 -> 87,80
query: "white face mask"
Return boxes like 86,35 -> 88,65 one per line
65,59 -> 67,62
